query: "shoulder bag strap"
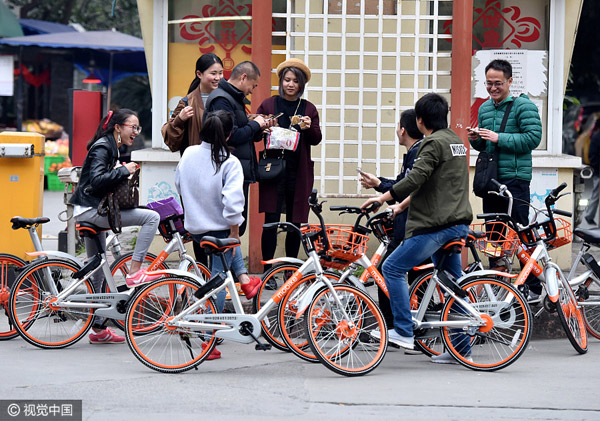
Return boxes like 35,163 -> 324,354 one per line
493,100 -> 515,158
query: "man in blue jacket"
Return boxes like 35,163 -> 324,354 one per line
468,59 -> 542,297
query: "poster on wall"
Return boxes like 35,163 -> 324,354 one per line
0,55 -> 14,96
530,168 -> 559,222
473,49 -> 547,99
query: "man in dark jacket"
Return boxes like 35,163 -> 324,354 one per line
361,93 -> 473,360
584,124 -> 600,225
204,61 -> 273,235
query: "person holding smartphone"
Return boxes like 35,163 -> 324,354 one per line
358,109 -> 424,339
256,58 -> 322,270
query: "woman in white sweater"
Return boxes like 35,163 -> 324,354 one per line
175,110 -> 262,311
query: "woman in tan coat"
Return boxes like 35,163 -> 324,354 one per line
162,53 -> 223,265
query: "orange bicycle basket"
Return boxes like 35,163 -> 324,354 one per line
301,224 -> 369,270
470,221 -> 520,258
544,217 -> 573,249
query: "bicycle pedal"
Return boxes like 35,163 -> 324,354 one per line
362,280 -> 375,287
255,343 -> 272,351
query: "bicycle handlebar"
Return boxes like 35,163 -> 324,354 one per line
553,209 -> 572,218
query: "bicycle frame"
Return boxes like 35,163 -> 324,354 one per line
155,248 -> 342,342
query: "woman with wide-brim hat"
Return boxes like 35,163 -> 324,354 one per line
257,58 -> 322,270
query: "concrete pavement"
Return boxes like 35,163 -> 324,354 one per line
1,335 -> 600,420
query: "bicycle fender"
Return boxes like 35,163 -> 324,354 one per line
544,266 -> 559,302
25,251 -> 83,268
342,274 -> 368,294
456,269 -> 517,286
261,257 -> 306,266
145,268 -> 205,285
295,281 -> 328,319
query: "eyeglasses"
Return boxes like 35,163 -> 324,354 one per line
485,80 -> 508,89
122,124 -> 142,133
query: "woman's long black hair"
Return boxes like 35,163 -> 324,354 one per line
199,110 -> 234,173
87,108 -> 137,150
187,53 -> 223,94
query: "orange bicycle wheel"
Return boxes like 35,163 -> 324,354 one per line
408,270 -> 445,356
581,277 -> 600,339
554,271 -> 587,354
252,264 -> 301,351
125,277 -> 217,373
441,277 -> 531,371
0,253 -> 27,340
9,259 -> 94,349
304,284 -> 388,376
278,272 -> 340,362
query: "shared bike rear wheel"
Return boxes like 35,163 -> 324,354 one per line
9,259 -> 94,349
581,277 -> 600,339
0,253 -> 27,340
304,284 -> 388,377
125,277 -> 218,373
252,264 -> 301,351
408,270 -> 444,356
441,277 -> 531,371
554,272 -> 588,354
278,273 -> 340,363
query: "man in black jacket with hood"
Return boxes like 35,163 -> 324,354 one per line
204,61 -> 273,235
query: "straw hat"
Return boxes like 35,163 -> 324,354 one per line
276,58 -> 311,82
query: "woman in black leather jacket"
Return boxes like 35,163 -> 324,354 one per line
70,108 -> 160,344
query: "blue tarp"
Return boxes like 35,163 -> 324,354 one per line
0,30 -> 147,86
0,30 -> 144,52
19,19 -> 77,35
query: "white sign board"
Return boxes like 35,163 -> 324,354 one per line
473,50 -> 547,99
0,55 -> 14,96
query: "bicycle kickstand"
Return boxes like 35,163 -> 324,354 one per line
239,322 -> 271,351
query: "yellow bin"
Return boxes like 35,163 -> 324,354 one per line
0,132 -> 45,260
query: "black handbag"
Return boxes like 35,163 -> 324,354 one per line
472,101 -> 514,197
98,168 -> 140,233
258,151 -> 286,181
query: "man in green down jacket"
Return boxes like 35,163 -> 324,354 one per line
468,59 -> 542,296
362,93 -> 472,363
469,59 -> 542,227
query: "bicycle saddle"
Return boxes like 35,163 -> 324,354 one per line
441,237 -> 465,254
11,216 -> 50,230
200,236 -> 240,253
76,221 -> 108,237
574,228 -> 600,246
466,229 -> 485,246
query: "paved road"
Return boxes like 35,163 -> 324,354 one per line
2,334 -> 600,420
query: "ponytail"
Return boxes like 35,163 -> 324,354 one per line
199,110 -> 234,173
87,108 -> 137,150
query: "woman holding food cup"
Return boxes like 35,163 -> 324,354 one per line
257,58 -> 322,270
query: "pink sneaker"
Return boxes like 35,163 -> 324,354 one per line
89,328 -> 125,344
125,270 -> 161,288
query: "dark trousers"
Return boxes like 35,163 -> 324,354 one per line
261,178 -> 301,271
482,178 -> 541,293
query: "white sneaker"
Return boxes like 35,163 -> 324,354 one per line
370,329 -> 414,350
430,351 -> 473,364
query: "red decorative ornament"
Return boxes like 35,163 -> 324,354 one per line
441,0 -> 541,49
178,0 -> 254,78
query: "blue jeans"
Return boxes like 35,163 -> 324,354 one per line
381,224 -> 469,338
191,230 -> 248,312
